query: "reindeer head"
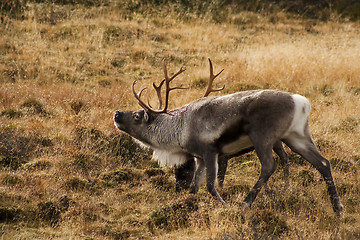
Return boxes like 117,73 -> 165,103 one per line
114,62 -> 186,140
113,59 -> 224,146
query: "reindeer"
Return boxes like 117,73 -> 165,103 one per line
113,59 -> 343,216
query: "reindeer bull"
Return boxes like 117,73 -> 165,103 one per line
113,59 -> 343,216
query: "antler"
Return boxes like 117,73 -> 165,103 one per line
132,81 -> 153,112
152,79 -> 165,109
132,63 -> 187,113
203,58 -> 225,97
160,63 -> 187,113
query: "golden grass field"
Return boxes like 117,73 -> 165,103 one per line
1,2 -> 360,239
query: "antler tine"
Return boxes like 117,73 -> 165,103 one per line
203,58 -> 225,97
152,79 -> 165,109
164,63 -> 186,83
132,63 -> 187,114
132,81 -> 153,111
160,63 -> 187,113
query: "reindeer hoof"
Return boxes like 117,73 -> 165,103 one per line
284,182 -> 291,190
240,202 -> 250,210
335,202 -> 344,218
189,185 -> 198,194
219,199 -> 229,208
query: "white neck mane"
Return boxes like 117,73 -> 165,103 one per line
132,138 -> 188,167
152,149 -> 187,167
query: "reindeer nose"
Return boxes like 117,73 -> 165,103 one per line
114,111 -> 122,122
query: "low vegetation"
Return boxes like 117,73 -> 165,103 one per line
1,1 -> 359,239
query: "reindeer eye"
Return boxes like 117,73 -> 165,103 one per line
133,112 -> 141,121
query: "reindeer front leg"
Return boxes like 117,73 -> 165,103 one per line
203,152 -> 227,205
190,158 -> 206,194
175,155 -> 196,192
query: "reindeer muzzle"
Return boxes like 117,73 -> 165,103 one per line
114,111 -> 123,123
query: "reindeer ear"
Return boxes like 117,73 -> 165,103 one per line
144,111 -> 149,122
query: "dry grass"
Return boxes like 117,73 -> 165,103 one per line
1,2 -> 360,240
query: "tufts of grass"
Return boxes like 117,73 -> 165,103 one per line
0,0 -> 28,19
191,77 -> 208,89
69,100 -> 85,114
288,153 -> 306,165
21,98 -> 49,116
72,127 -> 148,165
103,25 -> 136,44
0,156 -> 27,170
0,109 -> 22,118
0,207 -> 24,223
329,157 -> 355,173
63,177 -> 90,191
317,84 -> 335,97
144,168 -> 165,178
0,129 -> 53,170
36,201 -> 62,227
149,175 -> 174,192
1,174 -> 24,186
333,117 -> 360,133
296,169 -> 316,187
101,169 -> 142,185
250,209 -> 289,239
233,83 -> 262,91
221,183 -> 250,202
148,196 -> 199,233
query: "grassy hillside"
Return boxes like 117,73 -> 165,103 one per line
1,1 -> 360,239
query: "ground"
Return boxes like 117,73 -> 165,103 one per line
1,1 -> 360,239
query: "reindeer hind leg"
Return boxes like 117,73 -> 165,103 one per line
217,155 -> 229,188
284,133 -> 343,217
242,140 -> 276,208
273,141 -> 290,188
